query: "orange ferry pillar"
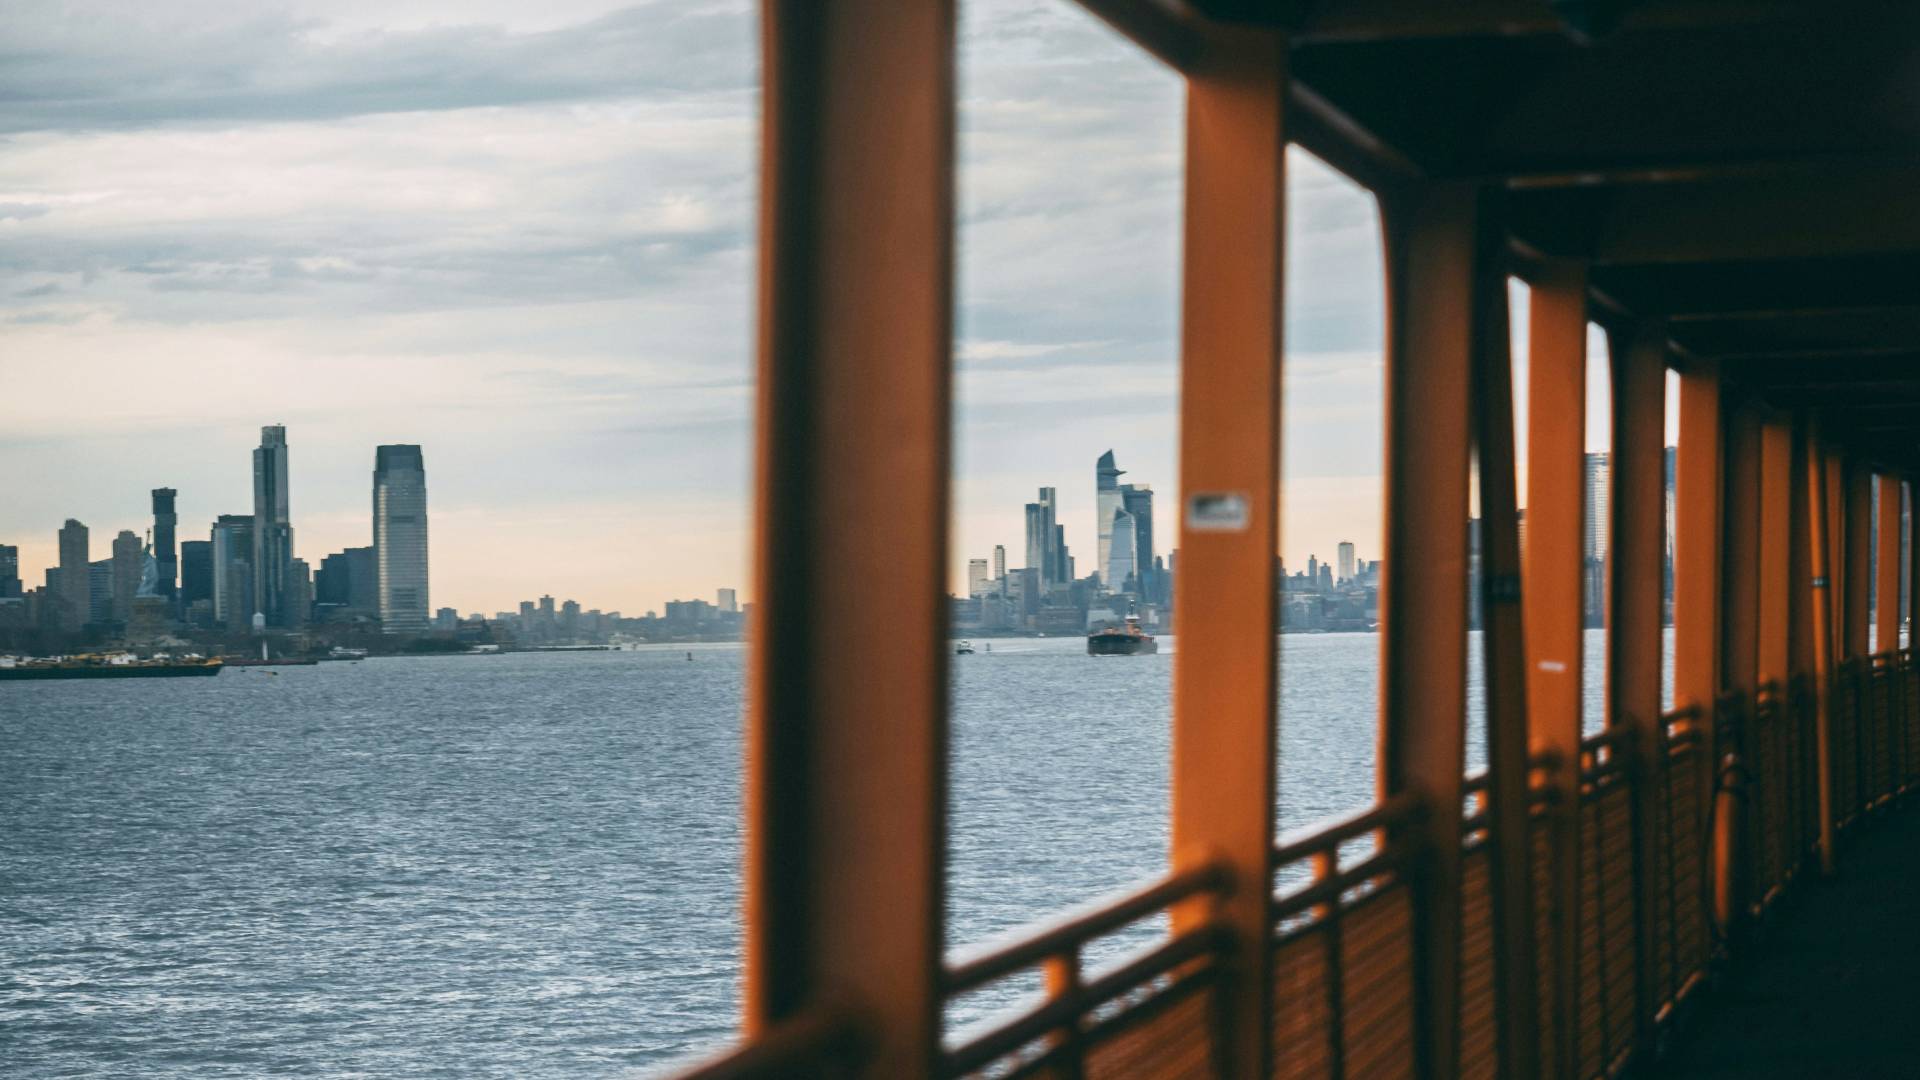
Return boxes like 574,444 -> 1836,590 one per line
1379,180 -> 1480,1080
1674,358 -> 1724,984
1524,260 -> 1588,1080
745,2 -> 956,1074
1171,20 -> 1288,1079
1606,321 -> 1667,1057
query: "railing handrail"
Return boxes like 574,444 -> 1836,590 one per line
1272,790 -> 1426,869
941,861 -> 1228,994
672,1008 -> 861,1080
941,921 -> 1229,1075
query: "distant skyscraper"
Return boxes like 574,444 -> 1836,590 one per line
1025,486 -> 1066,588
1107,510 -> 1139,593
179,540 -> 213,608
1584,452 -> 1610,564
718,588 -> 738,613
1096,451 -> 1124,587
88,560 -> 113,624
993,544 -> 1006,582
252,426 -> 294,626
374,444 -> 429,635
56,518 -> 89,631
110,530 -> 141,622
1121,484 -> 1154,598
288,557 -> 312,627
968,558 -> 990,597
1337,541 -> 1357,584
211,514 -> 255,628
151,488 -> 178,603
0,544 -> 19,600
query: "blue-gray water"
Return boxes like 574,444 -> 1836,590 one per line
3,630 -> 1655,1076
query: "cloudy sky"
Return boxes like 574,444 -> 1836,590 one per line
2,0 -> 1445,615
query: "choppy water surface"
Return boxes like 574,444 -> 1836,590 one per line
3,630 -> 1654,1075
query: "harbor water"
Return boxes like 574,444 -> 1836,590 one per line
2,631 -> 1654,1076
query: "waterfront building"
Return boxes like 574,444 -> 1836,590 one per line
373,444 -> 429,635
314,546 -> 377,620
967,558 -> 989,597
1095,451 -> 1124,587
1337,540 -> 1356,584
0,544 -> 19,599
110,530 -> 141,622
87,560 -> 112,625
56,518 -> 89,631
179,539 -> 213,609
288,558 -> 312,628
151,488 -> 178,604
434,607 -> 458,631
211,514 -> 255,628
718,588 -> 738,613
992,544 -> 1006,583
251,426 -> 295,626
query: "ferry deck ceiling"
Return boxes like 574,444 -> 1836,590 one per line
1174,0 -> 1920,468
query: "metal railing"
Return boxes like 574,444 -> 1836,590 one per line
940,862 -> 1232,1078
679,649 -> 1920,1080
1271,792 -> 1426,1080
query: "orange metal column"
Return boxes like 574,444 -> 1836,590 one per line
1826,452 -> 1845,663
1172,23 -> 1287,1079
1673,359 -> 1721,986
1804,420 -> 1839,875
1606,322 -> 1666,1054
1715,401 -> 1762,933
1876,474 -> 1901,652
1674,362 -> 1723,711
1470,240 -> 1541,1080
746,3 -> 954,1074
1759,420 -> 1794,687
1909,481 -> 1919,654
1380,181 -> 1479,1080
1723,403 -> 1762,695
1524,261 -> 1586,1080
1845,460 -> 1872,659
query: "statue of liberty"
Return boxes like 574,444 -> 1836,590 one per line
135,536 -> 160,598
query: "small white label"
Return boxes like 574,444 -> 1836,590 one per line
1187,492 -> 1250,532
1537,660 -> 1567,674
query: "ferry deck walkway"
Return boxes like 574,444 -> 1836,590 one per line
1658,805 -> 1920,1078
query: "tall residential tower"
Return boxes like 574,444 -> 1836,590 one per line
373,444 -> 430,635
252,426 -> 294,626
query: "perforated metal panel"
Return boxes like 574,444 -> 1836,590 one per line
1085,986 -> 1218,1080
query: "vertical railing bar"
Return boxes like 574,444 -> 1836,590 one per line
1314,848 -> 1347,1080
1042,950 -> 1084,1080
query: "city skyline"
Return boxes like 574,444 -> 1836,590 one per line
1,2 -> 1646,614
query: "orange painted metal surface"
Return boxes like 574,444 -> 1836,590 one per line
1173,21 -> 1288,1079
1378,180 -> 1479,1080
1607,323 -> 1668,1061
1523,262 -> 1588,1080
744,3 -> 955,1074
1876,474 -> 1901,653
1845,462 -> 1872,660
1805,421 -> 1839,875
1469,249 -> 1541,1080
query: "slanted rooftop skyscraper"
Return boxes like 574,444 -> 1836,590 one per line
252,426 -> 293,626
1096,451 -> 1124,588
373,444 -> 429,636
